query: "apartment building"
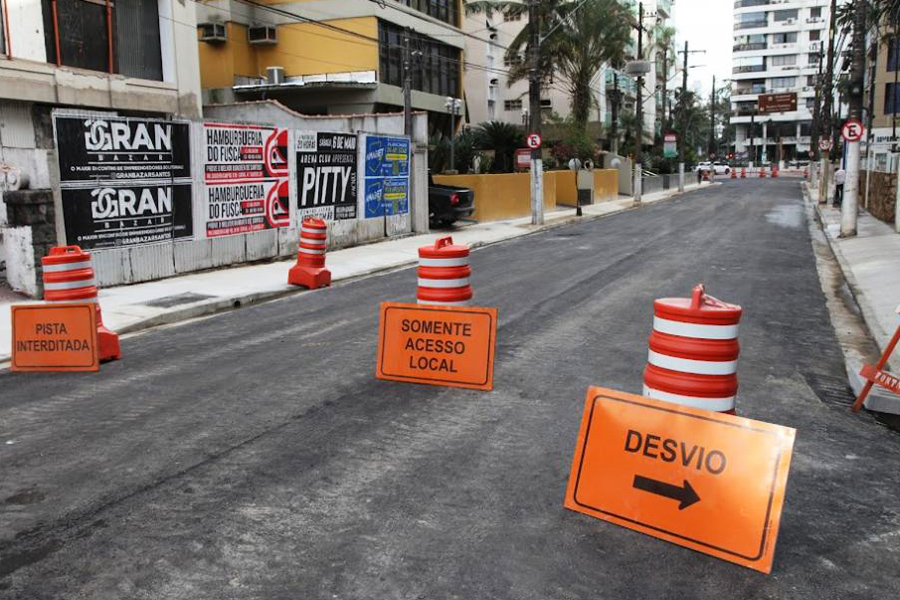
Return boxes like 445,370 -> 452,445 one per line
730,0 -> 831,164
195,0 -> 465,128
864,23 -> 900,172
463,0 -> 671,147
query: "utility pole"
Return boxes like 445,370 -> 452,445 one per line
611,73 -> 620,155
528,0 -> 543,225
842,0 -> 867,237
403,29 -> 412,138
677,40 -> 697,192
634,1 -> 645,207
708,75 -> 716,158
811,47 -> 824,187
750,110 -> 756,165
820,0 -> 838,204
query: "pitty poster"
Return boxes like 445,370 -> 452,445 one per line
53,114 -> 193,249
296,131 -> 358,220
363,135 -> 410,219
203,123 -> 291,237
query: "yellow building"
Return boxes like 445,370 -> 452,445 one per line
195,0 -> 465,125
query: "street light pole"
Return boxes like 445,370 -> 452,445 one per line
634,1 -> 644,207
528,0 -> 543,225
678,40 -> 689,192
445,97 -> 460,173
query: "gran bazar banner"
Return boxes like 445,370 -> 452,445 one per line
203,123 -> 291,238
53,114 -> 193,250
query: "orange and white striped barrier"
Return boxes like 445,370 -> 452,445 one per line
643,284 -> 742,414
416,237 -> 472,306
288,218 -> 332,288
730,169 -> 737,179
41,246 -> 121,361
759,168 -> 766,178
771,166 -> 779,178
740,168 -> 747,179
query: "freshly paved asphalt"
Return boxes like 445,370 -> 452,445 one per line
2,179 -> 899,599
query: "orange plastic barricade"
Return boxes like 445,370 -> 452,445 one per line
564,386 -> 796,574
376,301 -> 497,390
417,237 -> 473,306
11,303 -> 99,371
853,306 -> 900,411
289,218 -> 332,288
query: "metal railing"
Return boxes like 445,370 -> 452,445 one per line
733,43 -> 767,52
734,0 -> 769,8
734,20 -> 769,30
733,65 -> 767,73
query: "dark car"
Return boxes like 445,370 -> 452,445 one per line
428,174 -> 474,227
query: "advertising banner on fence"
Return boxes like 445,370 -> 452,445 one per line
296,131 -> 358,221
53,114 -> 193,249
363,135 -> 410,219
203,123 -> 291,238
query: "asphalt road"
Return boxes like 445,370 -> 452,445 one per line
2,179 -> 899,599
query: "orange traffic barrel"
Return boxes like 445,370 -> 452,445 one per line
740,168 -> 747,179
41,246 -> 120,361
759,167 -> 767,178
417,237 -> 472,306
643,284 -> 742,414
702,170 -> 710,182
771,166 -> 779,178
288,218 -> 332,288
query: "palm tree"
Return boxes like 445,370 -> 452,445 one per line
474,121 -> 525,172
651,23 -> 677,135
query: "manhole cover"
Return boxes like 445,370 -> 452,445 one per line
142,292 -> 215,308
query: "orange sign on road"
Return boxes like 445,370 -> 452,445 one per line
12,303 -> 99,372
564,387 -> 795,573
376,302 -> 497,390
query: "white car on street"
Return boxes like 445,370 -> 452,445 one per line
695,162 -> 731,175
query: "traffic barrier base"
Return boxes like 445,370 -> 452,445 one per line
41,245 -> 121,361
289,219 -> 332,289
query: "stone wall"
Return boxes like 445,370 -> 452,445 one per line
860,171 -> 897,225
2,189 -> 57,297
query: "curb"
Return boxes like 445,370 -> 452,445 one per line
1,184 -> 707,361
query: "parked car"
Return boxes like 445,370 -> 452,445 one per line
429,174 -> 475,227
695,161 -> 731,175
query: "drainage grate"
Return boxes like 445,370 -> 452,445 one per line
803,372 -> 856,408
142,292 -> 216,308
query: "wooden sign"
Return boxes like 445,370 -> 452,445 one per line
12,303 -> 99,371
564,387 -> 796,574
758,92 -> 797,114
376,302 -> 497,391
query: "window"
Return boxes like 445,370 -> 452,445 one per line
809,30 -> 821,41
503,11 -> 522,22
808,53 -> 820,66
888,38 -> 900,71
734,56 -> 765,73
810,7 -> 822,18
771,32 -> 798,44
770,55 -> 796,67
504,99 -> 523,111
378,21 -> 460,97
540,98 -> 552,108
885,83 -> 900,114
770,77 -> 797,89
503,54 -> 523,67
807,75 -> 818,86
394,0 -> 460,27
773,9 -> 799,21
806,97 -> 816,109
799,121 -> 812,136
39,0 -> 163,80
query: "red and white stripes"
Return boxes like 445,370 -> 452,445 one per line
416,237 -> 472,306
642,285 -> 742,414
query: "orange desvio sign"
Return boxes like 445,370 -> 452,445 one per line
564,387 -> 795,573
11,303 -> 99,371
376,302 -> 497,390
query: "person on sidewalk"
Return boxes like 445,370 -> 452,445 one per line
834,165 -> 845,207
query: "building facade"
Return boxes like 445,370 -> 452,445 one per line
195,0 -> 465,129
730,0 -> 830,164
864,23 -> 900,172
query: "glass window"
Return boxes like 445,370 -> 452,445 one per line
773,9 -> 799,21
394,0 -> 459,27
810,7 -> 822,18
770,77 -> 797,89
504,99 -> 523,111
809,30 -> 821,41
772,32 -> 798,44
770,55 -> 796,67
808,53 -> 820,65
885,83 -> 900,114
378,21 -> 461,97
888,38 -> 900,71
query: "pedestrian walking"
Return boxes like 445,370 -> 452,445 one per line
834,165 -> 845,207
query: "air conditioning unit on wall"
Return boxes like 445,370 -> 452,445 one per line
249,25 -> 277,45
199,23 -> 227,43
267,66 -> 285,85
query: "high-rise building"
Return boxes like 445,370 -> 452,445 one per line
730,0 -> 831,164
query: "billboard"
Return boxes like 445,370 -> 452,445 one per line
53,114 -> 193,249
202,123 -> 291,238
758,93 -> 797,114
363,135 -> 410,218
296,131 -> 358,221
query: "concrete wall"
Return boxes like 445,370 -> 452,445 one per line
432,172 -> 557,222
593,169 -> 618,202
860,171 -> 897,226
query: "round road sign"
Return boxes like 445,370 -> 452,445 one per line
842,120 -> 865,143
818,139 -> 833,151
526,133 -> 543,149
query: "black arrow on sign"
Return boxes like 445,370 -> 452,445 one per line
632,475 -> 700,510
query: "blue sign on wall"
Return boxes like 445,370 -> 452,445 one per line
364,135 -> 410,218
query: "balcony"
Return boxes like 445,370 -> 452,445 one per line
734,86 -> 766,96
733,65 -> 767,74
733,43 -> 767,52
734,0 -> 769,7
734,19 -> 769,30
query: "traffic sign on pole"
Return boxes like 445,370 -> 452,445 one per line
564,386 -> 796,573
818,139 -> 832,151
526,133 -> 542,150
842,120 -> 865,143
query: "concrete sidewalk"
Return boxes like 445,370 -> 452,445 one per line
0,182 -> 706,363
806,182 -> 900,411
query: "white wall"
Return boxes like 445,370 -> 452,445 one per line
5,0 -> 46,62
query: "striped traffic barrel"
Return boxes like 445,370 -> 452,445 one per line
771,166 -> 779,178
740,168 -> 747,179
759,167 -> 767,178
643,284 -> 742,414
417,237 -> 472,306
41,246 -> 121,361
288,218 -> 332,288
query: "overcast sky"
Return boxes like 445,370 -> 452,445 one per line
670,0 -> 734,98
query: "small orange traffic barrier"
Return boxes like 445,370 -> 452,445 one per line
642,284 -> 742,414
288,218 -> 332,288
702,170 -> 711,182
740,168 -> 747,179
771,166 -> 779,178
41,246 -> 120,361
730,169 -> 736,179
759,168 -> 766,178
416,237 -> 472,306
